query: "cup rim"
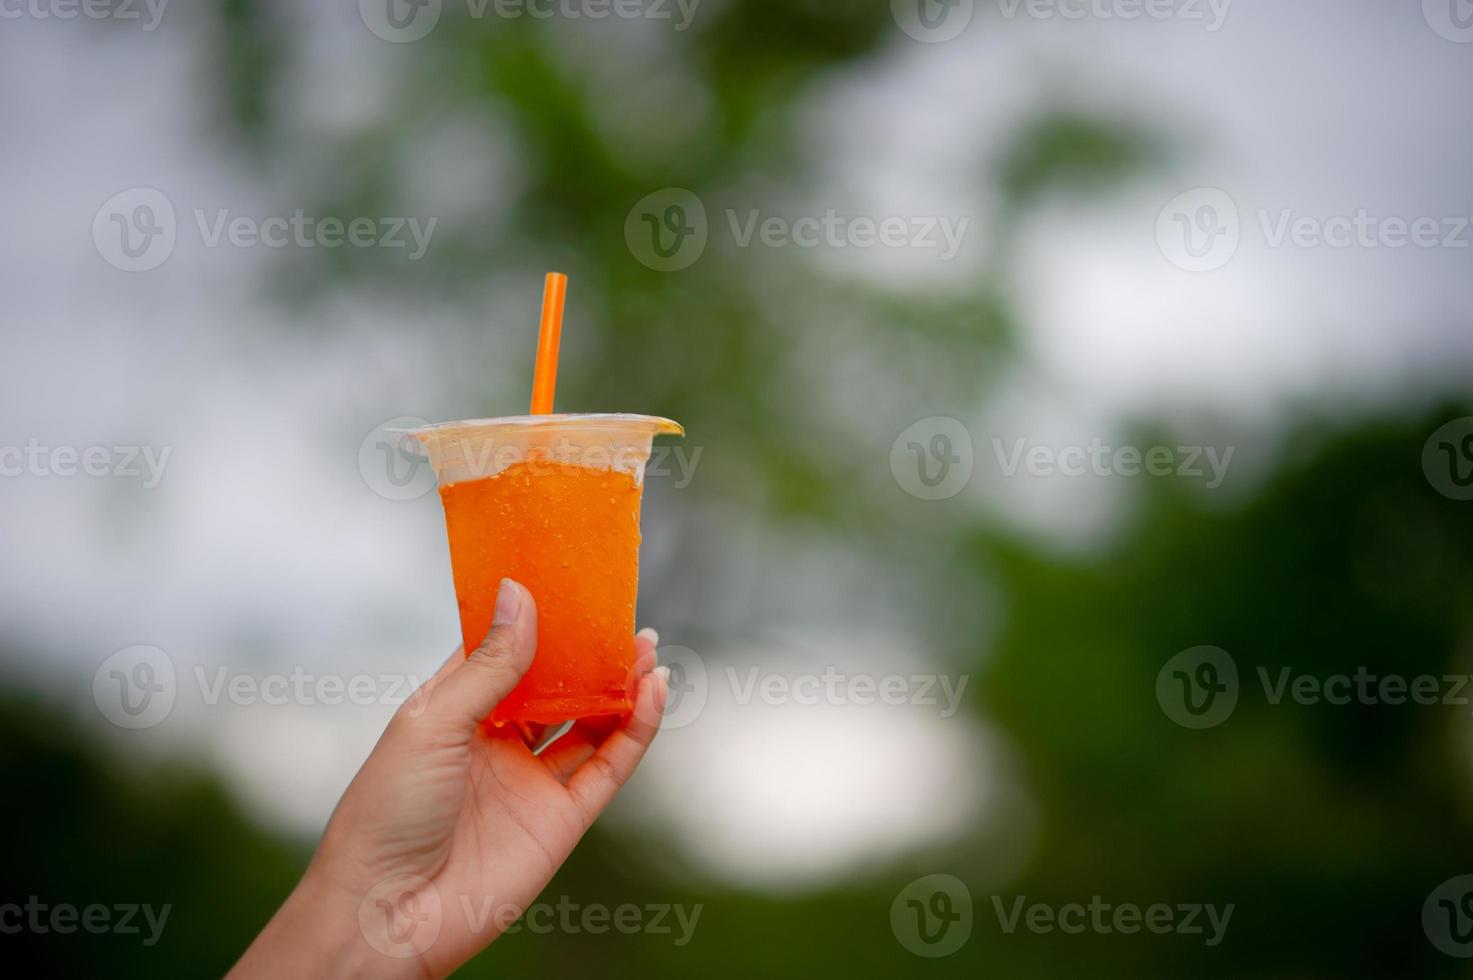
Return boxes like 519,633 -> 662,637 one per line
392,413 -> 684,438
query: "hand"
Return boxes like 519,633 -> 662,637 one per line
230,579 -> 670,979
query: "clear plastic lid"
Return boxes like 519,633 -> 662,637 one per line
392,413 -> 683,486
396,413 -> 683,438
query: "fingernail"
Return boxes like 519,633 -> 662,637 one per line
493,579 -> 523,626
636,627 -> 660,647
653,665 -> 670,711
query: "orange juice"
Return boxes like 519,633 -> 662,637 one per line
440,459 -> 644,723
403,413 -> 682,724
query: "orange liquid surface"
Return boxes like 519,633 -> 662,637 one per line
439,459 -> 643,724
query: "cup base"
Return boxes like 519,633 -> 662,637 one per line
489,694 -> 633,726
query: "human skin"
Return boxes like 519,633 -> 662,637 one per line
229,578 -> 670,978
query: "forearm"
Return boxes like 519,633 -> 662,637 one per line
229,867 -> 426,980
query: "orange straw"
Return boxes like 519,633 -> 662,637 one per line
530,272 -> 566,414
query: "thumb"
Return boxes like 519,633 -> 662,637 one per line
429,579 -> 536,730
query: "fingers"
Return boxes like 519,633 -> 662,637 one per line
565,666 -> 669,826
537,626 -> 661,783
633,627 -> 659,675
423,579 -> 536,732
537,727 -> 597,782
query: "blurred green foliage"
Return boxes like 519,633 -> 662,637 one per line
979,407 -> 1473,978
9,405 -> 1471,977
1,694 -> 304,976
998,111 -> 1168,211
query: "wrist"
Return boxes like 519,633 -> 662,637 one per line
231,865 -> 430,980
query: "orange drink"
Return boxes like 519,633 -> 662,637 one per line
405,414 -> 682,724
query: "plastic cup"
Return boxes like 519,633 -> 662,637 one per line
401,414 -> 683,724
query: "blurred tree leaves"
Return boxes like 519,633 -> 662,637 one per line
210,0 -> 286,150
978,406 -> 1473,978
998,110 -> 1167,211
8,406 -> 1471,977
1,692 -> 306,977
